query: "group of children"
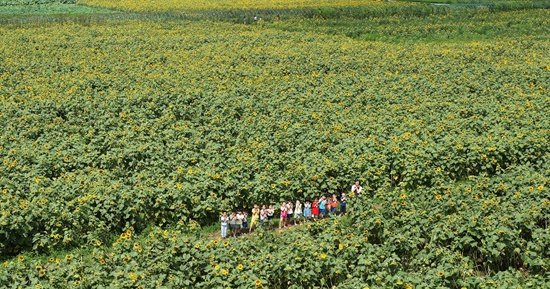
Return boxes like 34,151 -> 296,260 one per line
278,192 -> 348,229
220,192 -> 349,238
220,204 -> 276,238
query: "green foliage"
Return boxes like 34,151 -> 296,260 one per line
1,8 -> 550,257
2,179 -> 549,288
0,2 -> 549,288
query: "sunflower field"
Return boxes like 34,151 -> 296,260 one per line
79,0 -> 403,12
1,0 -> 549,288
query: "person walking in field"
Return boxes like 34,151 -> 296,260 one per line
220,211 -> 229,238
249,204 -> 260,233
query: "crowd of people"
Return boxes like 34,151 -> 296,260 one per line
220,181 -> 363,238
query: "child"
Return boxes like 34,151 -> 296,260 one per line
267,204 -> 275,228
325,198 -> 332,217
279,202 -> 287,229
220,211 -> 229,239
229,211 -> 237,237
286,201 -> 293,226
312,198 -> 319,218
331,194 -> 338,215
286,201 -> 294,225
294,200 -> 303,225
303,199 -> 312,220
249,204 -> 260,233
340,192 -> 347,215
242,211 -> 248,234
267,204 -> 275,221
260,205 -> 267,226
236,211 -> 244,236
319,196 -> 327,218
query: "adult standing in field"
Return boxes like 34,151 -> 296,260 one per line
220,211 -> 229,238
351,180 -> 362,197
249,204 -> 260,233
